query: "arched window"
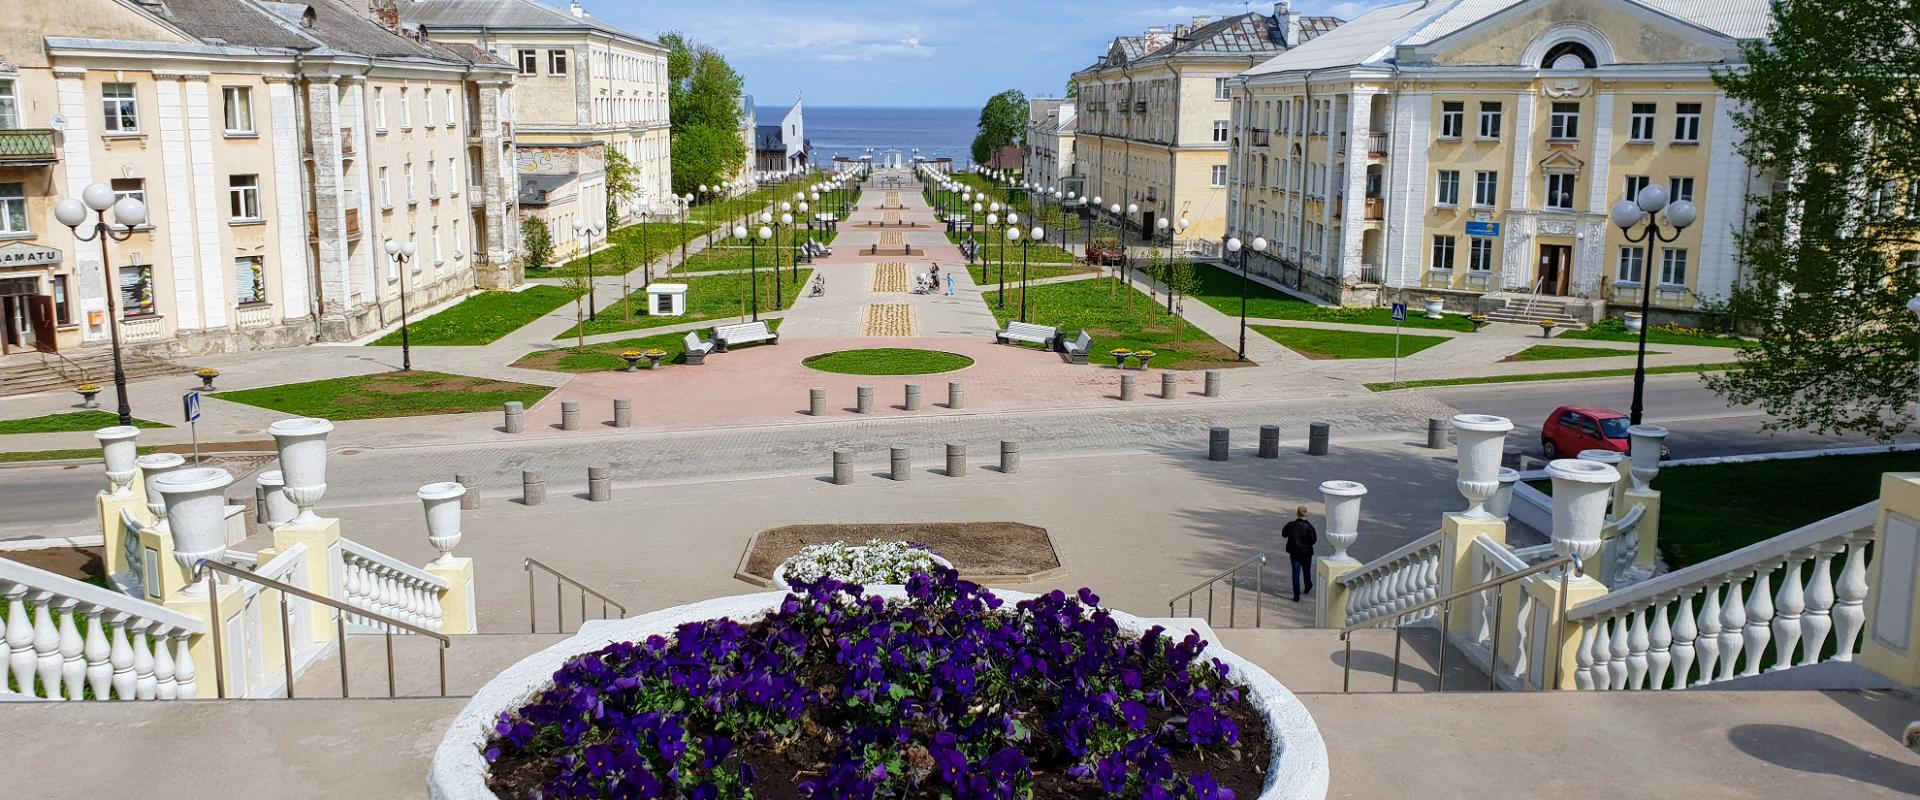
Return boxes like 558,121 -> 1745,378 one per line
1541,41 -> 1597,70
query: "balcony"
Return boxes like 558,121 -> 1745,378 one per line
1368,132 -> 1389,156
306,207 -> 363,240
0,129 -> 58,166
340,128 -> 355,158
1365,198 -> 1384,221
1249,128 -> 1269,147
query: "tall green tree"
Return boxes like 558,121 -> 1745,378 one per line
521,218 -> 554,272
1705,0 -> 1920,440
1065,80 -> 1078,99
604,148 -> 636,229
661,31 -> 746,194
974,89 -> 1027,167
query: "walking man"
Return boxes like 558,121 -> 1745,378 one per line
1282,506 -> 1318,602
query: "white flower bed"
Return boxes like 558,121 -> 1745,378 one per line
772,539 -> 950,588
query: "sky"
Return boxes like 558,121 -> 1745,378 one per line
575,0 -> 1389,108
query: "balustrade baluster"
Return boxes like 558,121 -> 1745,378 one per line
1695,584 -> 1722,685
172,632 -> 197,699
132,621 -> 157,700
1608,615 -> 1630,690
1627,607 -> 1650,690
85,606 -> 113,699
342,560 -> 363,625
4,584 -> 29,695
1511,599 -> 1532,686
154,625 -> 178,700
1742,569 -> 1775,677
1771,554 -> 1807,670
1832,537 -> 1869,662
427,588 -> 445,631
1718,576 -> 1747,682
1647,599 -> 1673,690
56,600 -> 83,700
32,593 -> 60,698
1801,545 -> 1837,666
1670,593 -> 1697,689
1575,621 -> 1598,690
107,613 -> 133,700
1419,554 -> 1439,620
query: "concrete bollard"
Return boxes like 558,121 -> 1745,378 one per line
456,473 -> 478,510
1120,374 -> 1137,401
1205,370 -> 1222,398
503,401 -> 525,434
560,400 -> 581,431
1503,447 -> 1525,470
905,383 -> 922,411
1426,416 -> 1448,449
1308,422 -> 1331,456
1161,372 -> 1178,399
587,466 -> 612,502
1259,425 -> 1280,459
809,388 -> 827,416
890,447 -> 912,481
1000,440 -> 1021,473
946,443 -> 967,477
1209,427 -> 1231,462
832,450 -> 852,485
614,397 -> 633,429
856,385 -> 874,414
522,470 -> 546,506
948,381 -> 965,409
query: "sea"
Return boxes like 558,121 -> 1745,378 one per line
761,106 -> 977,167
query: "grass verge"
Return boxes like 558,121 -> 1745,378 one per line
802,348 -> 975,376
1191,263 -> 1476,331
986,277 -> 1246,370
1558,317 -> 1750,349
513,321 -> 784,373
216,371 -> 552,420
1254,325 -> 1450,360
0,446 -> 157,464
369,286 -> 571,346
0,411 -> 170,435
1503,344 -> 1664,362
556,269 -> 812,340
1366,362 -> 1739,392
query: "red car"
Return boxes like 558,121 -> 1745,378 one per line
1541,405 -> 1670,460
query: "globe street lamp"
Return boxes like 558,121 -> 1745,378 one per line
762,211 -> 779,315
1610,185 -> 1698,425
1019,225 -> 1045,323
781,211 -> 797,289
1226,235 -> 1268,362
1127,203 -> 1140,240
679,194 -> 692,263
573,219 -> 604,321
380,239 -> 419,371
55,184 -> 147,425
1156,217 -> 1173,309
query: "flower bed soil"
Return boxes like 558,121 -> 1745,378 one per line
741,522 -> 1061,583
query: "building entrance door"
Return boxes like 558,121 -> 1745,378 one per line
1536,244 -> 1573,297
0,275 -> 53,355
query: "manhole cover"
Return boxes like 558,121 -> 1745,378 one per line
232,428 -> 262,435
336,448 -> 365,456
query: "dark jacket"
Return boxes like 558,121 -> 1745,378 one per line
1282,519 -> 1318,561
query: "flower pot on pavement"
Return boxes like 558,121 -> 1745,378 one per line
76,385 -> 101,409
1424,297 -> 1444,319
1622,312 -> 1644,333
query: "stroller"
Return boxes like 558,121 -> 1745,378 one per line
911,273 -> 936,295
809,274 -> 826,297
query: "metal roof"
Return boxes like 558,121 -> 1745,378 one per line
125,0 -> 507,66
518,171 -> 576,206
403,0 -> 658,47
1135,12 -> 1340,61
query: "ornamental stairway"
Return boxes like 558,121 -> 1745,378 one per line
0,347 -> 188,398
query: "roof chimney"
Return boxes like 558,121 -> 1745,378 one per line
367,0 -> 401,32
1274,2 -> 1301,47
570,1 -> 587,17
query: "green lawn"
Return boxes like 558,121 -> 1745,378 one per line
1366,361 -> 1740,391
967,261 -> 1096,286
529,222 -> 712,279
216,371 -> 552,420
1254,325 -> 1450,360
802,348 -> 975,376
0,446 -> 157,464
0,411 -> 170,435
670,229 -> 832,275
985,277 -> 1244,370
1190,264 -> 1477,332
556,268 -> 812,339
369,286 -> 571,346
1559,317 -> 1751,348
514,321 -> 784,373
1504,344 -> 1667,362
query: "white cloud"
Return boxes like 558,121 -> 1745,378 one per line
818,37 -> 935,62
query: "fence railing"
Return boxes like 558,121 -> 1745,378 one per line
1339,530 -> 1442,628
1166,553 -> 1266,629
0,556 -> 204,701
525,558 -> 627,634
340,538 -> 449,633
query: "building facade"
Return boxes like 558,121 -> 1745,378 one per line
406,0 -> 670,259
0,0 -> 518,357
754,99 -> 808,178
1024,98 -> 1076,197
1227,0 -> 1770,318
1071,4 -> 1337,245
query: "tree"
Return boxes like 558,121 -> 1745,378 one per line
1164,252 -> 1200,344
559,272 -> 594,352
661,31 -> 746,195
522,218 -> 554,272
605,149 -> 637,229
1065,79 -> 1078,99
1704,0 -> 1920,440
974,89 -> 1027,167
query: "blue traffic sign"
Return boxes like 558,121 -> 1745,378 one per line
1465,221 -> 1501,238
182,392 -> 201,423
1391,302 -> 1407,322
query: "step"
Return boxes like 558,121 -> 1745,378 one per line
0,350 -> 190,397
1211,626 -> 1489,693
292,631 -> 571,699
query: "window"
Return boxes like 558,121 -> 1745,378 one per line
0,79 -> 21,129
1624,175 -> 1649,202
1549,102 -> 1579,140
1546,173 -> 1577,210
423,88 -> 434,127
374,88 -> 388,131
102,83 -> 138,132
517,50 -> 537,75
445,89 -> 457,129
119,264 -> 155,317
1439,101 -> 1464,138
111,178 -> 145,211
1215,77 -> 1230,100
1617,246 -> 1645,284
52,274 -> 71,326
405,164 -> 416,204
0,182 -> 25,233
1436,170 -> 1460,206
549,50 -> 569,76
1210,165 -> 1227,187
1473,171 -> 1498,207
1674,103 -> 1701,143
234,256 -> 265,305
1669,176 -> 1695,203
428,161 -> 439,198
228,175 -> 261,220
1469,238 -> 1493,272
1432,234 -> 1457,271
1629,102 -> 1656,142
1212,120 -> 1228,143
400,88 -> 412,128
432,225 -> 442,265
378,167 -> 391,207
448,157 -> 459,195
222,87 -> 253,133
1661,248 -> 1688,285
1478,102 -> 1502,139
408,238 -> 420,273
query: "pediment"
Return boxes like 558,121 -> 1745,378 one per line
1401,0 -> 1744,69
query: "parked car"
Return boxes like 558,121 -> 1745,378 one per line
1541,405 -> 1670,460
1084,242 -> 1125,266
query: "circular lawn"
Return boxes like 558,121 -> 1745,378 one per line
801,348 -> 974,375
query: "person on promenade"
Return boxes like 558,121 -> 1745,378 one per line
945,272 -> 955,295
1282,506 -> 1318,602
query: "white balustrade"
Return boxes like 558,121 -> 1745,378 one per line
339,539 -> 449,633
1566,502 -> 1877,690
0,556 -> 203,700
1340,530 -> 1443,627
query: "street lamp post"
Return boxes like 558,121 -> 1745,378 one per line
574,219 -> 604,321
1225,235 -> 1268,361
679,194 -> 691,263
380,239 -> 419,371
56,184 -> 148,426
1019,224 -> 1044,323
1610,186 -> 1698,425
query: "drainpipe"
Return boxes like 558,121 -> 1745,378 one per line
1382,62 -> 1404,299
1296,68 -> 1322,279
293,54 -> 326,336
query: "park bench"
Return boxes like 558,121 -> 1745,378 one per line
682,330 -> 715,365
713,321 -> 778,352
1062,329 -> 1093,364
996,321 -> 1060,350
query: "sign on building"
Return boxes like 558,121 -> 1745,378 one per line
0,242 -> 63,268
1465,221 -> 1501,238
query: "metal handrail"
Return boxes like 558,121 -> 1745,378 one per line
1339,553 -> 1583,693
525,557 -> 627,634
1166,553 -> 1265,629
193,558 -> 450,700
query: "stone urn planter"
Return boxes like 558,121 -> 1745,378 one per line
1317,480 -> 1367,559
418,481 -> 467,565
152,466 -> 234,594
1450,414 -> 1513,518
1623,312 -> 1644,333
1131,350 -> 1156,370
257,469 -> 297,527
1424,296 -> 1445,319
75,384 -> 101,409
135,453 -> 187,533
95,425 -> 141,497
1547,458 -> 1620,564
427,589 -> 1331,800
643,348 -> 668,370
1110,348 -> 1132,368
268,417 -> 334,525
1537,319 -> 1557,338
619,351 -> 644,372
1468,314 -> 1488,333
1628,425 -> 1670,489
1487,467 -> 1522,521
195,368 -> 220,392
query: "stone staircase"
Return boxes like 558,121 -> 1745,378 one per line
1213,626 -> 1486,694
1484,293 -> 1587,330
0,347 -> 190,397
293,632 -> 571,698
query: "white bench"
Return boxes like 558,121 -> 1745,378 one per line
682,331 -> 714,365
1062,329 -> 1093,364
713,321 -> 778,351
996,321 -> 1059,349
